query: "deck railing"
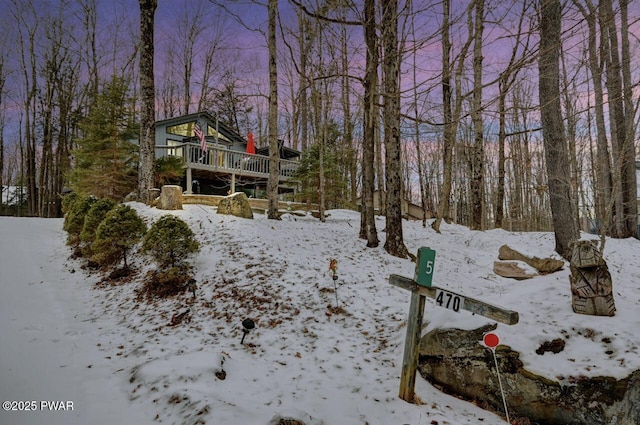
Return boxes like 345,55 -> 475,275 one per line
156,143 -> 299,180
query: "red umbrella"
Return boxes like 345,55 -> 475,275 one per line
246,132 -> 256,154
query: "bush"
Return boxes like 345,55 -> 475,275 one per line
61,191 -> 80,215
91,204 -> 146,269
141,215 -> 200,299
142,215 -> 200,269
80,198 -> 117,257
63,195 -> 97,249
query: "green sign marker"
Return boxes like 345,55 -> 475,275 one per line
414,247 -> 436,287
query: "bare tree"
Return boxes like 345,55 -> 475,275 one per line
381,0 -> 408,258
267,0 -> 280,219
618,0 -> 637,238
432,0 -> 453,233
12,0 -> 39,216
495,1 -> 533,228
538,0 -> 578,259
158,50 -> 178,119
168,1 -> 207,115
572,0 -> 613,233
409,0 -> 427,228
138,0 -> 157,204
296,8 -> 311,152
433,1 -> 473,232
359,0 -> 379,247
595,1 -> 634,239
469,0 -> 485,230
340,19 -> 358,206
79,0 -> 99,99
38,11 -> 77,217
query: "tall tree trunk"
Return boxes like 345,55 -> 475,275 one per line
298,10 -> 310,152
433,1 -> 473,232
538,0 -> 578,259
600,0 -> 626,237
80,0 -> 99,99
318,81 -> 329,222
177,2 -> 204,115
381,0 -> 407,258
13,1 -> 40,216
198,43 -> 216,113
410,3 -> 427,228
619,0 -> 637,238
560,50 -> 580,228
432,0 -> 453,233
574,0 -> 612,233
470,0 -> 485,230
138,0 -> 157,204
267,0 -> 280,219
496,77 -> 508,228
494,1 -> 534,229
55,67 -> 74,217
359,0 -> 379,247
341,23 -> 357,206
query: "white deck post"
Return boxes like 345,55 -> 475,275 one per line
186,167 -> 192,194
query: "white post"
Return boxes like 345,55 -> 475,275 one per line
186,167 -> 193,195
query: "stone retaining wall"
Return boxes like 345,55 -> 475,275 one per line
183,194 -> 317,212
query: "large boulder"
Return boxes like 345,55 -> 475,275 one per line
217,192 -> 253,219
418,325 -> 639,424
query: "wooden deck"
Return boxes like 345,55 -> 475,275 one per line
156,143 -> 299,180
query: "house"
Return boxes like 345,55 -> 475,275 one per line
154,112 -> 300,196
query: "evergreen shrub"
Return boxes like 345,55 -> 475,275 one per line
141,215 -> 200,298
91,204 -> 146,270
80,198 -> 117,257
142,215 -> 200,269
64,195 -> 97,249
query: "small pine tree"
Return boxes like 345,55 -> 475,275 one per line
142,215 -> 200,269
91,204 -> 146,269
64,195 -> 97,249
80,198 -> 117,256
141,215 -> 200,298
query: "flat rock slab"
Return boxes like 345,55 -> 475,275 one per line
493,261 -> 538,280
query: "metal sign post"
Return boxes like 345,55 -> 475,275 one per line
391,248 -> 519,403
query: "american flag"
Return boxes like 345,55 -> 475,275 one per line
194,123 -> 206,152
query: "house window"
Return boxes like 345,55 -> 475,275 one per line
207,124 -> 231,143
167,122 -> 195,137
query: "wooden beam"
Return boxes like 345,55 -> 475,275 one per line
398,291 -> 426,402
390,274 -> 519,325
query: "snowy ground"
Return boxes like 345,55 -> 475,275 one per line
1,203 -> 639,425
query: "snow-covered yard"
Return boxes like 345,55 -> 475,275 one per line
1,204 -> 639,425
